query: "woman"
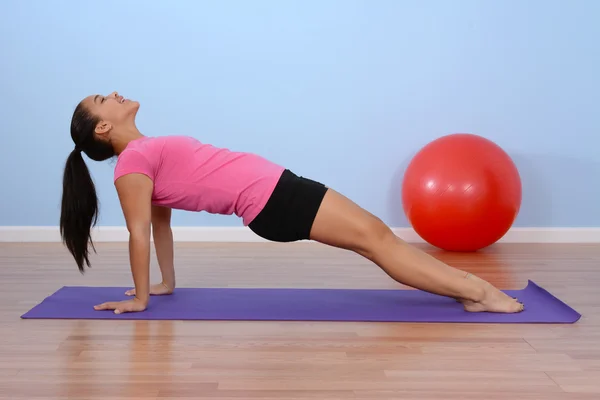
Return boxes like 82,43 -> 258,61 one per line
61,91 -> 524,315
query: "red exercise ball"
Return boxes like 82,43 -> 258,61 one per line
401,133 -> 522,251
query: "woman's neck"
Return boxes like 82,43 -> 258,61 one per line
112,127 -> 145,155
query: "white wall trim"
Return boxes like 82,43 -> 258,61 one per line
0,226 -> 599,243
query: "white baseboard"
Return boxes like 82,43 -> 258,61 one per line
0,226 -> 599,243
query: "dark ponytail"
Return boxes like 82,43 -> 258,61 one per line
60,101 -> 115,273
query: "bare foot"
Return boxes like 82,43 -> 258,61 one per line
125,282 -> 173,296
461,274 -> 524,313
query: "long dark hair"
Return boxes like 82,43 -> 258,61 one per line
60,102 -> 115,273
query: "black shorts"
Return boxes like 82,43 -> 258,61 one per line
248,169 -> 328,242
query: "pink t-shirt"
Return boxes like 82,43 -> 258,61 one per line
113,135 -> 285,225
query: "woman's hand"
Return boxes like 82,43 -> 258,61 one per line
94,297 -> 148,314
125,282 -> 173,296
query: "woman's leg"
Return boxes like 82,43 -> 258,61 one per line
309,189 -> 524,313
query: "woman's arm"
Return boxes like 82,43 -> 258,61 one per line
151,205 -> 175,291
117,173 -> 153,305
94,173 -> 153,313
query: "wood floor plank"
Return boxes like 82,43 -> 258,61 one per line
215,372 -> 561,392
351,391 -> 600,400
546,371 -> 600,393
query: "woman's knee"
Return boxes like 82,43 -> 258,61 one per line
351,215 -> 397,259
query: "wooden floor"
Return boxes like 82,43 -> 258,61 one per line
0,241 -> 599,399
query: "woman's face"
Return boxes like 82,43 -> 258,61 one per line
82,91 -> 140,133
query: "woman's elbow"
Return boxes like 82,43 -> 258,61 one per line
128,222 -> 151,240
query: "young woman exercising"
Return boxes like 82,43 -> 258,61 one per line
60,91 -> 524,315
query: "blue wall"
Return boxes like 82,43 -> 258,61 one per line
1,0 -> 598,227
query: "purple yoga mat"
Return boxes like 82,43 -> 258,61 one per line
21,280 -> 580,323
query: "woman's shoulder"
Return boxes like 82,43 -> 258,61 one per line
113,136 -> 165,182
